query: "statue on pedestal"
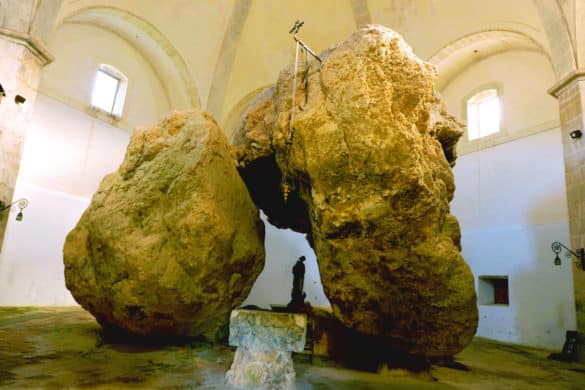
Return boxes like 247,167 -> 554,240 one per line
288,256 -> 306,310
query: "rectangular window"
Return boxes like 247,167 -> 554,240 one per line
478,275 -> 509,305
467,89 -> 500,140
477,97 -> 499,137
91,69 -> 120,114
493,278 -> 509,304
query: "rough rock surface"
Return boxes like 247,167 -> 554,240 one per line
64,110 -> 265,338
233,25 -> 477,356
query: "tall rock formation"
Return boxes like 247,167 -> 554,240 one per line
64,110 -> 265,338
233,25 -> 477,356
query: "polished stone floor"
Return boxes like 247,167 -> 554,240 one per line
0,307 -> 584,389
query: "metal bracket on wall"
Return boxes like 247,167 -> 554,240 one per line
552,241 -> 585,270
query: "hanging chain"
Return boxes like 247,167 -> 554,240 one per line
281,21 -> 322,203
281,42 -> 300,203
302,46 -> 310,108
288,40 -> 301,146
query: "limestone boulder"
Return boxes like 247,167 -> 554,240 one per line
234,25 -> 477,356
64,110 -> 265,338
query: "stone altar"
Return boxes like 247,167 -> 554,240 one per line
226,309 -> 306,389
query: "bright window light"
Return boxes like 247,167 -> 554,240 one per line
91,65 -> 127,117
467,89 -> 500,140
91,69 -> 119,113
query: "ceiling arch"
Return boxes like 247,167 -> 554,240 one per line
428,29 -> 553,91
532,0 -> 576,78
206,0 -> 252,120
61,6 -> 200,110
221,85 -> 272,141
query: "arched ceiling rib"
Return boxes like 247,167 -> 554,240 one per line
429,30 -> 552,91
532,0 -> 576,78
221,85 -> 272,141
54,1 -> 564,111
350,0 -> 372,29
206,0 -> 253,119
61,6 -> 200,110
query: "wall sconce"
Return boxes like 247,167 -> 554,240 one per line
552,241 -> 585,270
570,130 -> 582,139
0,198 -> 29,221
0,83 -> 5,103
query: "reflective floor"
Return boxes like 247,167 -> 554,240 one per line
0,307 -> 584,389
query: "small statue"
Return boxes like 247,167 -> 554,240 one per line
288,256 -> 306,309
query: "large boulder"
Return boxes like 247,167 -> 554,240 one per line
233,25 -> 477,356
64,110 -> 265,338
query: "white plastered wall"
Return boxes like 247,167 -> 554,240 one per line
0,21 -> 170,305
40,23 -> 171,130
444,50 -> 576,349
0,95 -> 130,305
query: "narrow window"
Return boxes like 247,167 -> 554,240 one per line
91,64 -> 127,117
467,89 -> 500,140
478,276 -> 509,305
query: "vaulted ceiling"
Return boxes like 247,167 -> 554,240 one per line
47,0 -> 577,130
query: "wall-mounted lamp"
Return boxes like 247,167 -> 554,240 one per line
0,198 -> 29,221
14,95 -> 26,105
0,83 -> 5,104
570,130 -> 582,139
552,241 -> 585,270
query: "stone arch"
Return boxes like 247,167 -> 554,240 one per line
221,85 -> 272,142
60,6 -> 200,110
206,0 -> 253,119
574,0 -> 585,68
532,0 -> 576,79
350,0 -> 372,29
428,30 -> 553,91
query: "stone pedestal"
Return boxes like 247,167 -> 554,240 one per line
226,309 -> 306,390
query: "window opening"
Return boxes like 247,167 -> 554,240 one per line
91,64 -> 127,117
478,275 -> 509,305
467,88 -> 500,140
